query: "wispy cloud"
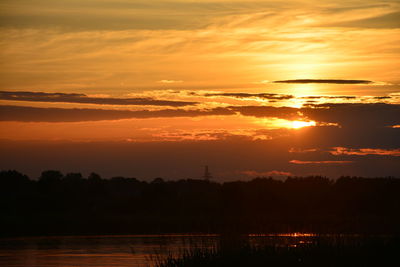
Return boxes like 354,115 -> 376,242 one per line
0,1 -> 398,91
289,160 -> 353,164
330,147 -> 400,156
204,93 -> 294,100
289,147 -> 400,157
151,129 -> 260,142
326,11 -> 400,29
288,148 -> 319,153
230,106 -> 301,120
158,80 -> 184,84
301,96 -> 357,100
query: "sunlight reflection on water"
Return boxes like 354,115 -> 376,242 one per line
0,235 -> 218,267
0,233 -> 368,267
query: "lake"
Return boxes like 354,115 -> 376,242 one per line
0,235 -> 220,267
0,234 -> 385,267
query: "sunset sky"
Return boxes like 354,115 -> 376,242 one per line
0,0 -> 399,180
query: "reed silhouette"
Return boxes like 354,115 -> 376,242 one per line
154,237 -> 400,267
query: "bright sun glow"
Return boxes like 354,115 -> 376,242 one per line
254,118 -> 317,129
291,120 -> 316,129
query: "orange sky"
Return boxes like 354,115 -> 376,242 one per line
0,0 -> 399,179
0,0 -> 399,93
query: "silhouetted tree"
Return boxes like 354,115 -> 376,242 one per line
152,177 -> 165,184
0,170 -> 29,185
88,172 -> 102,181
39,170 -> 63,182
1,170 -> 399,237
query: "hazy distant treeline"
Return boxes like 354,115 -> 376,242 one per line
1,170 -> 399,237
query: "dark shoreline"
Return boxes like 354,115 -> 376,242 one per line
2,170 -> 400,237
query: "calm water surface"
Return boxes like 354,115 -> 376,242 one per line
0,235 -> 219,267
0,234 -> 331,267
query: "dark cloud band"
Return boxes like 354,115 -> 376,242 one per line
0,105 -> 233,122
1,103 -> 399,129
0,91 -> 197,107
274,79 -> 373,84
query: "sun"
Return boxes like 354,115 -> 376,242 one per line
254,118 -> 317,130
291,120 -> 316,129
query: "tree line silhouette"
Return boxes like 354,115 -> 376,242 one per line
1,170 -> 399,237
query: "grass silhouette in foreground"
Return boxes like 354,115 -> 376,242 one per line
154,237 -> 400,267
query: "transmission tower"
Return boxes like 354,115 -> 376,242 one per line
203,165 -> 212,180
